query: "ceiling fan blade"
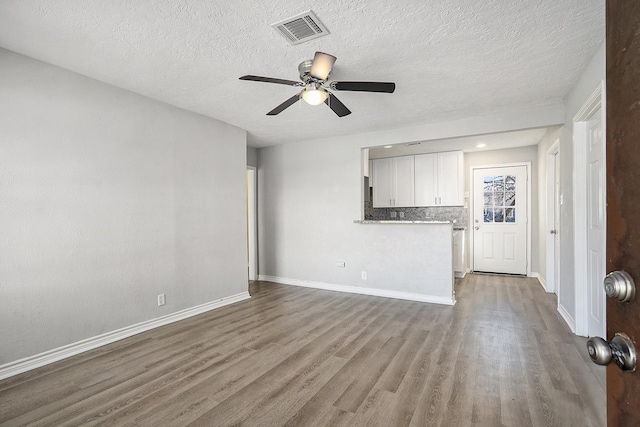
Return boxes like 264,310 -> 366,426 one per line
324,93 -> 351,117
330,81 -> 396,93
310,52 -> 337,80
240,75 -> 303,86
266,92 -> 303,115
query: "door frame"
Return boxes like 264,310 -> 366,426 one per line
469,162 -> 532,276
247,166 -> 258,281
545,139 -> 560,294
573,81 -> 606,337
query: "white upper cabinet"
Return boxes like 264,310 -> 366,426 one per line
393,156 -> 415,207
372,156 -> 415,207
415,151 -> 464,206
414,153 -> 438,206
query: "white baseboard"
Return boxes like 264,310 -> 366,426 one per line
531,272 -> 548,292
258,275 -> 455,306
0,292 -> 251,381
557,303 -> 576,333
454,268 -> 469,279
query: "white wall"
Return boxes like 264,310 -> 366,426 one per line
0,49 -> 248,365
258,105 -> 563,302
464,145 -> 539,273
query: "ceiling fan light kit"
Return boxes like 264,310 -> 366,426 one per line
301,83 -> 328,105
240,51 -> 395,117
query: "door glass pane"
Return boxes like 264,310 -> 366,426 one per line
494,208 -> 505,222
484,208 -> 494,222
484,192 -> 493,205
506,208 -> 516,222
494,192 -> 504,206
505,175 -> 516,191
483,176 -> 494,191
505,190 -> 516,206
494,176 -> 505,191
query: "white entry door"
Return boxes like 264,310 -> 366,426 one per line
473,165 -> 528,275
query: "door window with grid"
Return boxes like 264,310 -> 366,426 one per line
483,175 -> 516,223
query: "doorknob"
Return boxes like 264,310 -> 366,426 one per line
586,333 -> 637,371
549,229 -> 557,234
603,270 -> 636,302
474,226 -> 479,230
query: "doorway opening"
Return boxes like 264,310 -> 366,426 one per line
246,167 -> 257,282
545,139 -> 560,295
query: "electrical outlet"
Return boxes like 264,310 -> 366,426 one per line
361,271 -> 367,280
399,212 -> 405,218
158,294 -> 166,306
390,212 -> 397,218
337,261 -> 346,268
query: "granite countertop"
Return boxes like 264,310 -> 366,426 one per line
354,220 -> 466,230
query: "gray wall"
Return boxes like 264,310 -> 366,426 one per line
0,49 -> 248,364
247,147 -> 258,167
551,42 -> 605,326
464,145 -> 539,273
536,126 -> 563,284
258,136 -> 455,301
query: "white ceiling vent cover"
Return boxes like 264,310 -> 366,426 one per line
271,11 -> 329,45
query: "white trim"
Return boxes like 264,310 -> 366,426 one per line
258,275 -> 456,306
573,81 -> 605,337
532,272 -> 547,291
0,292 -> 251,380
454,270 -> 467,279
545,140 -> 560,295
247,166 -> 258,281
558,303 -> 577,333
469,162 -> 532,276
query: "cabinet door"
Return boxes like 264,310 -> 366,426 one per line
372,158 -> 393,207
438,151 -> 463,206
453,229 -> 465,275
393,156 -> 415,207
414,153 -> 438,206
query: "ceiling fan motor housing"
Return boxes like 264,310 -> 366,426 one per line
298,60 -> 323,83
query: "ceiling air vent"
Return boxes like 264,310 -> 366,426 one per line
271,10 -> 329,45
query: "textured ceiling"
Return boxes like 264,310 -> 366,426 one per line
0,1 -> 604,147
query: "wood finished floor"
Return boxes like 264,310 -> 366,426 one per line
0,274 -> 606,426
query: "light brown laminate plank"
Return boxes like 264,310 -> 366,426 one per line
0,277 -> 605,427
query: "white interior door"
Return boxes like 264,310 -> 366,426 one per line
587,108 -> 606,337
545,143 -> 560,294
473,165 -> 527,275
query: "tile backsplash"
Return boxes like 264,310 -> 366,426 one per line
364,201 -> 468,228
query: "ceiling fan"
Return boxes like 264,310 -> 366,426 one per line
239,51 -> 396,117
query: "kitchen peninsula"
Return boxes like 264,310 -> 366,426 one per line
352,219 -> 456,305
